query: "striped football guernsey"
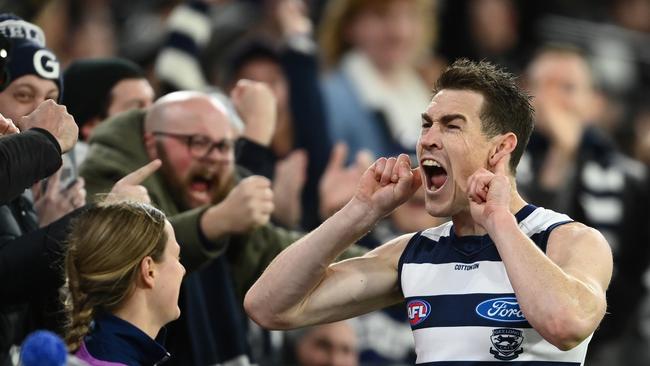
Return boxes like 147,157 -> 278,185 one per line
398,204 -> 592,365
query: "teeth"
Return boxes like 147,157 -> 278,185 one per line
197,173 -> 215,181
422,159 -> 441,168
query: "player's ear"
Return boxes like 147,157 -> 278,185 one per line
488,133 -> 517,171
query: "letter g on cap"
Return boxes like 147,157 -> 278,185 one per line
33,49 -> 59,79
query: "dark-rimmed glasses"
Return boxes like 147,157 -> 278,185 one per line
152,132 -> 234,159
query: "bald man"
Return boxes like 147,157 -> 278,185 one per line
79,85 -> 309,364
80,84 -> 301,275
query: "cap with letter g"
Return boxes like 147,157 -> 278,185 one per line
0,14 -> 61,99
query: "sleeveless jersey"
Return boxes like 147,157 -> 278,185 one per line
398,204 -> 591,365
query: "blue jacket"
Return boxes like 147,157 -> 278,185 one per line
76,313 -> 170,366
321,69 -> 413,161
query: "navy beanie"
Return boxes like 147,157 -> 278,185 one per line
62,58 -> 145,127
0,14 -> 62,100
0,14 -> 46,46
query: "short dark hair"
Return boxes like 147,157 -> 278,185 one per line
433,59 -> 534,173
62,57 -> 145,129
221,38 -> 281,88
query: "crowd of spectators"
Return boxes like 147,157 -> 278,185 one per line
0,0 -> 648,365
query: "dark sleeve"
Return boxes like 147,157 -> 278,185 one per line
235,137 -> 276,180
0,206 -> 86,305
0,129 -> 62,204
280,41 -> 333,229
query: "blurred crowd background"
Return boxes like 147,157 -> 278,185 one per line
1,0 -> 649,365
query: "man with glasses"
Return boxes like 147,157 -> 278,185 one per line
81,84 -> 287,269
79,84 -> 305,364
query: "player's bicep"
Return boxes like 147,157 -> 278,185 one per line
547,223 -> 613,296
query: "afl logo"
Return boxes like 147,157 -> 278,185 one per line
33,49 -> 60,80
475,297 -> 526,322
407,299 -> 431,326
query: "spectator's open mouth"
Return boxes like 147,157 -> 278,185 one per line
189,174 -> 215,203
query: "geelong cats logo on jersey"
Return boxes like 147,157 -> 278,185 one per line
489,328 -> 524,360
475,297 -> 526,322
407,299 -> 430,326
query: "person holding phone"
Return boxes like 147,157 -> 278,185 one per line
0,14 -> 84,361
0,15 -> 86,228
0,29 -> 79,204
0,100 -> 78,204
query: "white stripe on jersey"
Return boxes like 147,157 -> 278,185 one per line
402,261 -> 514,297
420,221 -> 453,242
412,326 -> 590,364
401,206 -> 587,365
518,208 -> 572,237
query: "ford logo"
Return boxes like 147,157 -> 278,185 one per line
475,297 -> 526,322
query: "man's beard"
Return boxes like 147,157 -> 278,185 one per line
155,142 -> 234,210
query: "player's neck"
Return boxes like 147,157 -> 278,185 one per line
452,192 -> 527,237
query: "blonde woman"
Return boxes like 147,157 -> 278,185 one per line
63,201 -> 185,365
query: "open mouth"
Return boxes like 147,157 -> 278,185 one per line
421,159 -> 448,192
189,175 -> 214,202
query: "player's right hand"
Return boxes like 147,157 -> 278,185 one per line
353,154 -> 422,220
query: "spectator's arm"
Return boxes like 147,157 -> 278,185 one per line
277,6 -> 333,228
169,206 -> 230,272
0,128 -> 62,204
235,138 -> 276,180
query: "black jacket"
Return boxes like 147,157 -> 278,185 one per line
0,128 -> 62,204
0,192 -> 84,362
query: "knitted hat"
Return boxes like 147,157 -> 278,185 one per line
0,14 -> 46,46
0,14 -> 62,98
62,58 -> 145,127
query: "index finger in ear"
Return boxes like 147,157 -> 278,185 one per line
395,154 -> 412,176
494,153 -> 511,176
118,159 -> 162,186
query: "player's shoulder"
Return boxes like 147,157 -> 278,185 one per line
546,220 -> 611,262
549,221 -> 606,244
527,204 -> 604,245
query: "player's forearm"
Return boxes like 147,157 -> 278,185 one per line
244,198 -> 378,329
486,211 -> 604,350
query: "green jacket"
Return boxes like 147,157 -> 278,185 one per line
80,109 -> 304,299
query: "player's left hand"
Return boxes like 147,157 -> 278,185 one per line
467,154 -> 512,231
